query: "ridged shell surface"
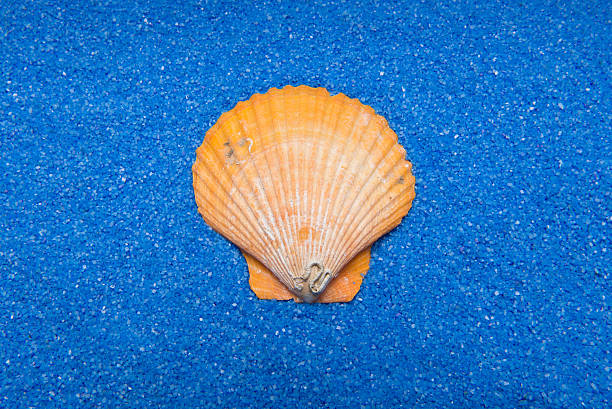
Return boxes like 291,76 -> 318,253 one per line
193,85 -> 415,302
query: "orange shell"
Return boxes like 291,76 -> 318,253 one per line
192,85 -> 415,303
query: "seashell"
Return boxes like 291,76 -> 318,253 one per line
192,85 -> 415,303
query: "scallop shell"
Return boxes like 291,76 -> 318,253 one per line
193,85 -> 415,303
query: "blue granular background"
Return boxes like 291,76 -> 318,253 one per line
1,1 -> 610,408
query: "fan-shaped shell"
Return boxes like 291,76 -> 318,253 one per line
193,85 -> 415,303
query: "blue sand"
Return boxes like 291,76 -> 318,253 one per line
1,1 -> 610,408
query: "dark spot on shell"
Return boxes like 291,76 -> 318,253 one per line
223,141 -> 230,147
225,148 -> 234,158
398,176 -> 405,184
